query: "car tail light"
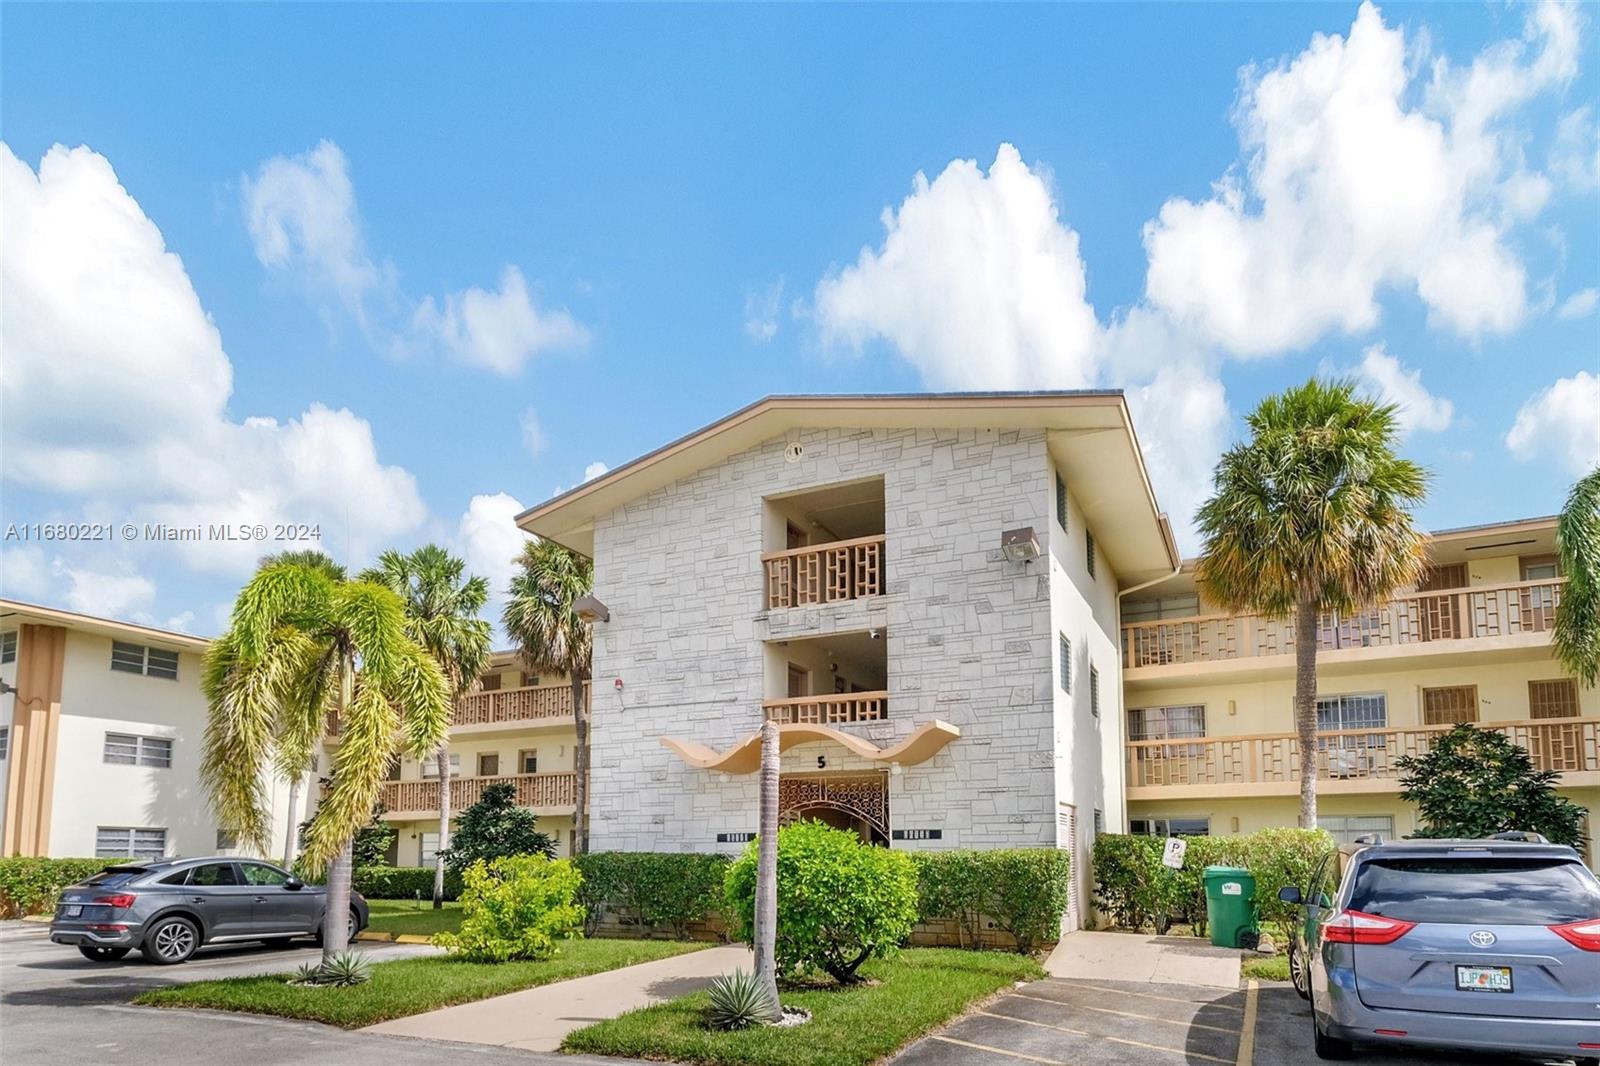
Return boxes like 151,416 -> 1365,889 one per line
1373,1029 -> 1407,1037
1549,918 -> 1600,951
86,923 -> 128,932
1323,910 -> 1415,945
92,894 -> 137,908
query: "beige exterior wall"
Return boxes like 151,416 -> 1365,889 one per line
387,727 -> 579,783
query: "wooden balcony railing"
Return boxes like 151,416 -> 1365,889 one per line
1123,578 -> 1565,669
763,535 -> 885,610
763,690 -> 889,725
1127,718 -> 1598,789
455,682 -> 590,727
380,771 -> 577,814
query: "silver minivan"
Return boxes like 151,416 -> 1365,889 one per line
1280,837 -> 1600,1063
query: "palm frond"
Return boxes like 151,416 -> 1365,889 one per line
1555,467 -> 1600,686
504,539 -> 593,678
301,679 -> 397,873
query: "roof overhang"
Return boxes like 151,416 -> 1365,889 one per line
517,392 -> 1180,585
0,598 -> 210,651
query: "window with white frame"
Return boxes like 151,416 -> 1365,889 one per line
1319,815 -> 1394,846
95,826 -> 167,859
421,832 -> 441,866
0,726 -> 8,760
1316,693 -> 1387,752
103,732 -> 173,768
1130,817 -> 1210,837
1127,705 -> 1206,741
421,753 -> 461,778
0,630 -> 16,664
110,641 -> 179,680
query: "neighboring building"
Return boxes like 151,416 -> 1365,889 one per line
0,599 -> 302,861
518,392 -> 1180,927
370,652 -> 581,863
1119,516 -> 1598,859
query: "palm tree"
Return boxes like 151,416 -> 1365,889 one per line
753,719 -> 781,1019
1195,378 -> 1427,828
1554,467 -> 1600,687
202,558 -> 451,965
362,545 -> 491,909
504,539 -> 593,855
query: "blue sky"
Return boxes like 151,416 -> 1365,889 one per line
2,2 -> 1597,635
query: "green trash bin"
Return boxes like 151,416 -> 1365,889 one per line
1202,866 -> 1257,948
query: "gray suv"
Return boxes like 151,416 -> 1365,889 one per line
1280,836 -> 1600,1063
49,857 -> 368,965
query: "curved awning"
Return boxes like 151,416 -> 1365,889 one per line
660,719 -> 960,775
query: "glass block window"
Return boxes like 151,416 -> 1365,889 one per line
103,732 -> 172,768
1055,475 -> 1068,531
95,827 -> 167,859
1529,678 -> 1580,719
1058,634 -> 1071,694
110,641 -> 179,680
1421,685 -> 1479,725
0,631 -> 16,664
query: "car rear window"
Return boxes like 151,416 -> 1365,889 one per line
83,868 -> 148,887
1349,857 -> 1600,925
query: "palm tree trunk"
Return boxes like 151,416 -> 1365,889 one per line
1294,596 -> 1320,829
571,673 -> 589,855
432,745 -> 450,909
753,719 -> 781,1020
282,776 -> 301,868
323,648 -> 357,966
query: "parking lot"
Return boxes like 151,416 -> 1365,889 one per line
891,975 -> 1588,1066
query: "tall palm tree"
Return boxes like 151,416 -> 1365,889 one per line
753,719 -> 781,1020
1195,378 -> 1427,828
362,545 -> 491,909
1554,467 -> 1600,687
202,558 -> 451,964
254,550 -> 348,869
504,539 -> 593,855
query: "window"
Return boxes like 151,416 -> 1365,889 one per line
241,862 -> 290,886
478,672 -> 503,692
1121,594 -> 1201,624
110,641 -> 179,680
1127,705 -> 1206,741
1086,532 -> 1096,579
1529,678 -> 1580,719
421,832 -> 440,867
1316,693 -> 1387,733
1421,685 -> 1478,725
0,630 -> 16,664
1089,665 -> 1100,719
520,671 -> 540,688
421,753 -> 461,778
0,726 -> 8,761
95,827 -> 166,860
1319,814 -> 1394,847
215,829 -> 238,850
519,749 -> 538,774
1129,817 -> 1210,837
189,862 -> 239,886
1057,634 -> 1072,694
1520,555 -> 1560,581
1055,475 -> 1068,531
103,732 -> 173,768
1350,857 -> 1600,926
1092,809 -> 1104,835
477,752 -> 500,776
1417,563 -> 1467,591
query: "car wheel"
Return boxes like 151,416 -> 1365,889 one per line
1309,986 -> 1353,1061
314,909 -> 359,946
77,945 -> 130,962
141,916 -> 200,965
1288,941 -> 1311,1001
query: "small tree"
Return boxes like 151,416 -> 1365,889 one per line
1398,725 -> 1585,847
433,854 -> 584,963
442,780 -> 555,872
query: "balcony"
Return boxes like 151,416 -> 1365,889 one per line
763,690 -> 889,725
329,682 -> 588,738
1126,717 -> 1598,798
379,771 -> 577,817
763,535 -> 886,610
1122,578 -> 1564,672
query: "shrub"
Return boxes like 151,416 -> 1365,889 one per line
1399,724 -> 1587,847
913,850 -> 1072,953
433,854 -> 585,962
0,858 -> 108,918
352,865 -> 463,901
725,821 -> 918,983
912,851 -> 987,948
317,950 -> 373,986
705,969 -> 777,1031
442,781 -> 556,872
576,852 -> 730,939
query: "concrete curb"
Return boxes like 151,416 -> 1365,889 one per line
20,915 -> 50,924
354,931 -> 432,944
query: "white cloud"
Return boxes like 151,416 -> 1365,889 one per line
1552,106 -> 1600,188
743,277 -> 785,342
815,143 -> 1099,389
1351,344 -> 1454,436
0,546 -> 52,601
519,407 -> 548,456
583,461 -> 609,482
1143,1 -> 1575,355
455,492 -> 529,610
51,558 -> 156,619
1,142 -> 427,574
1556,287 -> 1599,320
1506,371 -> 1600,475
1121,363 -> 1232,553
412,266 -> 587,375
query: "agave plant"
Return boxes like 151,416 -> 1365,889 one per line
317,950 -> 373,987
290,961 -> 323,985
707,969 -> 777,1031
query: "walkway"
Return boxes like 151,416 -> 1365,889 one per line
364,943 -> 752,1052
1044,931 -> 1241,989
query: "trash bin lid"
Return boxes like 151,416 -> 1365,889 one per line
1202,865 -> 1252,880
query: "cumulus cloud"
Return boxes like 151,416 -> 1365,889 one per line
52,558 -> 156,618
1350,345 -> 1454,436
1556,287 -> 1599,320
815,143 -> 1099,389
455,492 -> 530,618
1143,1 -> 1576,355
1121,363 -> 1232,551
1,142 -> 427,573
1505,371 -> 1600,475
519,407 -> 548,456
743,277 -> 785,342
0,546 -> 52,602
583,461 -> 609,481
412,265 -> 587,375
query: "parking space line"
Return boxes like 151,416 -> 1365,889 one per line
1236,979 -> 1257,1066
973,1009 -> 1235,1064
931,1035 -> 1067,1064
1042,980 -> 1245,1011
1007,991 -> 1241,1034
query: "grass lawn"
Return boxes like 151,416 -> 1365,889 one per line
1241,953 -> 1291,982
364,899 -> 463,937
135,938 -> 706,1028
562,948 -> 1044,1066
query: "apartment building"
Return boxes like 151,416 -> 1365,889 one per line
518,393 -> 1180,926
370,653 -> 582,864
0,599 -> 301,861
1118,516 -> 1598,859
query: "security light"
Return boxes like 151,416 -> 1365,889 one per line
1000,526 -> 1041,563
574,594 -> 611,623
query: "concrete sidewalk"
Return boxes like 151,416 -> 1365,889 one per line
1044,931 -> 1240,989
364,943 -> 753,1052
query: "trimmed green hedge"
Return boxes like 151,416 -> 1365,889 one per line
912,849 -> 1072,954
353,865 -> 463,901
1092,828 -> 1333,939
575,852 -> 731,938
0,857 -> 109,918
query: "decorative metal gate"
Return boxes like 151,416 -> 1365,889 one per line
778,772 -> 890,839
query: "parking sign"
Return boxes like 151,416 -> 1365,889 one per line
1162,836 -> 1187,869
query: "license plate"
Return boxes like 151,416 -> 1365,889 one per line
62,905 -> 81,918
1456,965 -> 1512,993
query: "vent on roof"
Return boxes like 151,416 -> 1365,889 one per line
784,442 -> 804,463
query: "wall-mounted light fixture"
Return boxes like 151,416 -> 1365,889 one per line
574,594 -> 611,623
1000,526 -> 1041,563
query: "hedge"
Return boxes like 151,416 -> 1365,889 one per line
912,849 -> 1072,954
353,865 -> 463,901
575,852 -> 731,939
1092,828 -> 1333,939
0,857 -> 109,918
